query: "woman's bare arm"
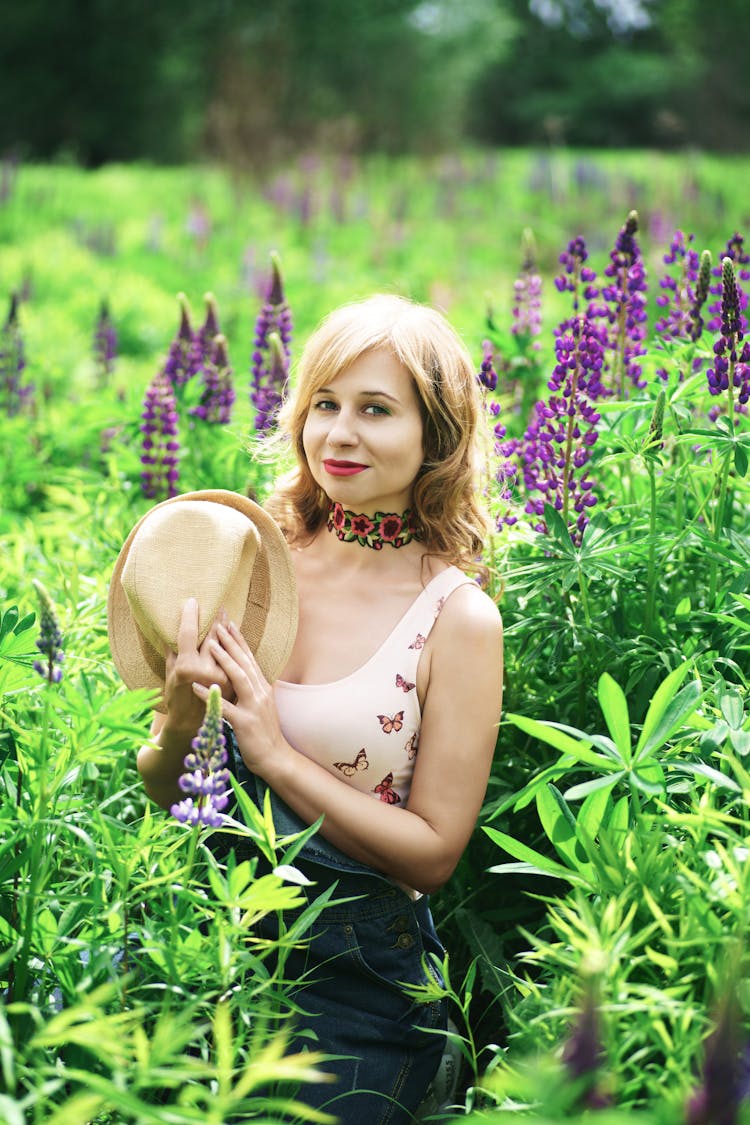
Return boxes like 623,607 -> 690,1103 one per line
200,586 -> 503,895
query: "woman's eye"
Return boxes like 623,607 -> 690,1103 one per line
364,403 -> 389,416
312,399 -> 337,412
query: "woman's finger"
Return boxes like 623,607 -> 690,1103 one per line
217,622 -> 267,688
176,597 -> 200,655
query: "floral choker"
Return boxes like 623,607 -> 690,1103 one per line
327,501 -> 420,549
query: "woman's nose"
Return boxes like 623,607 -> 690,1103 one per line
327,409 -> 358,446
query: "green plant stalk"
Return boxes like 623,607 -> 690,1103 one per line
11,689 -> 53,1012
644,459 -> 658,633
708,366 -> 735,604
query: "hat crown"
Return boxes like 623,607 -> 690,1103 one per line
120,501 -> 260,653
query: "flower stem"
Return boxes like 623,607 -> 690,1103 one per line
644,460 -> 658,634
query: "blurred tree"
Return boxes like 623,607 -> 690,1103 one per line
0,0 -> 220,164
469,0 -> 750,152
468,0 -> 698,148
204,0 -> 517,168
0,0 -> 746,163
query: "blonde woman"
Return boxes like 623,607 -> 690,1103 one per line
138,295 -> 504,1123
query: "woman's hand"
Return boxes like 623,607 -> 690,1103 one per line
192,620 -> 288,777
163,598 -> 234,733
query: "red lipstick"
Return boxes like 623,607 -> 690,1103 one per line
323,459 -> 367,477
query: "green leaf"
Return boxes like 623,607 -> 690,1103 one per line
718,682 -> 744,730
564,772 -> 624,802
483,826 -> 586,885
673,761 -> 742,792
504,713 -> 608,768
536,786 -> 580,869
597,673 -> 631,762
729,728 -> 750,756
630,760 -> 665,797
543,502 -> 574,548
635,671 -> 701,761
735,441 -> 748,476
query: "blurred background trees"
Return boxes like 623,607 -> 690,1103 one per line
0,0 -> 748,166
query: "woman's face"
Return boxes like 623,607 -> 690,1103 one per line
302,348 -> 425,515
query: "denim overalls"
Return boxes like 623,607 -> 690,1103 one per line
221,729 -> 448,1124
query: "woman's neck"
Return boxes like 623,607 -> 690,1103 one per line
326,500 -> 421,551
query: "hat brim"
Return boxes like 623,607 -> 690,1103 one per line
107,490 -> 298,709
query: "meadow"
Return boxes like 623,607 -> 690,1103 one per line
2,147 -> 750,1123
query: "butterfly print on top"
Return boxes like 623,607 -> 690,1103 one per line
378,710 -> 404,734
395,673 -> 415,692
334,748 -> 369,777
404,732 -> 419,759
408,633 -> 426,650
374,772 -> 401,804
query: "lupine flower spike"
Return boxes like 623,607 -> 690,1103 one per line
511,228 -> 542,347
190,334 -> 235,425
93,299 -> 117,385
140,371 -> 180,499
708,234 -> 749,337
592,210 -> 648,396
1,291 -> 33,416
251,252 -> 293,433
706,257 -> 750,421
171,684 -> 231,828
561,982 -> 613,1109
195,292 -> 221,365
686,990 -> 746,1125
163,294 -> 202,388
689,250 -> 713,342
31,580 -> 64,684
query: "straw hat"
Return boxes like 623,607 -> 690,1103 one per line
108,490 -> 298,708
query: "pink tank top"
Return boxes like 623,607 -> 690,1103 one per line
274,566 -> 473,807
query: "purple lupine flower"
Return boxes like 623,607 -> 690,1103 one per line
0,292 -> 33,416
250,253 -> 292,433
686,996 -> 745,1125
31,579 -> 64,684
689,250 -> 713,343
511,229 -> 542,345
163,294 -> 202,388
707,234 -> 749,336
561,986 -> 613,1109
519,314 -> 605,541
195,292 -> 220,366
706,258 -> 750,418
554,236 -> 598,315
591,210 -> 648,396
655,231 -> 700,343
93,299 -> 117,385
477,339 -> 498,392
140,370 -> 180,499
171,685 -> 230,828
189,334 -> 235,425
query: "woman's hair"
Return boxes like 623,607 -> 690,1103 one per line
263,294 -> 491,574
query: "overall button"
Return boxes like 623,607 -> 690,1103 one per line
396,932 -> 414,949
343,924 -> 353,935
393,915 -> 410,933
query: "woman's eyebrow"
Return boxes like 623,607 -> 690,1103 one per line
313,387 -> 400,403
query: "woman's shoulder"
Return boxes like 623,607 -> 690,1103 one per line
434,574 -> 503,643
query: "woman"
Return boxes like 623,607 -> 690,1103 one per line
137,294 -> 504,1122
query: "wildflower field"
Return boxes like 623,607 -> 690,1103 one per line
3,147 -> 750,1123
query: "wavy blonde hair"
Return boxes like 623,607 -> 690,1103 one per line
263,294 -> 490,575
